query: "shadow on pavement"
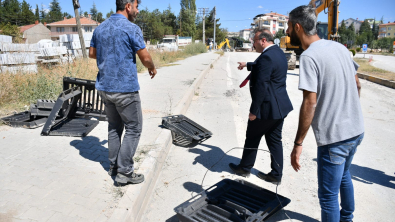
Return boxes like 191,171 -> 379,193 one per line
165,215 -> 178,222
313,158 -> 395,189
70,136 -> 110,171
266,210 -> 320,222
183,181 -> 204,194
188,144 -> 246,174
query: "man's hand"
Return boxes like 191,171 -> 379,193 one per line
149,68 -> 157,79
291,145 -> 303,172
249,113 -> 256,121
238,62 -> 247,70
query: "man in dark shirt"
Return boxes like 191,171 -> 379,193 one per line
89,0 -> 157,185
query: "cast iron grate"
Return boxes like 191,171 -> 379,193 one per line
176,179 -> 291,222
1,111 -> 47,129
41,87 -> 99,137
63,77 -> 107,121
162,115 -> 212,143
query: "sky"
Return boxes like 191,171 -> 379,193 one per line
26,0 -> 395,32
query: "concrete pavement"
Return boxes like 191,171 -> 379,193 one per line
142,52 -> 395,221
0,52 -> 220,222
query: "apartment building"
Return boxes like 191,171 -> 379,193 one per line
379,22 -> 395,38
239,29 -> 252,40
251,12 -> 288,35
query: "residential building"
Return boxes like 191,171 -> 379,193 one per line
46,15 -> 99,41
378,22 -> 395,38
339,18 -> 362,33
239,29 -> 252,41
227,32 -> 239,38
251,12 -> 288,36
19,21 -> 51,43
366,18 -> 381,29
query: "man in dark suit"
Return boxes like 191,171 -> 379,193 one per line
229,28 -> 293,184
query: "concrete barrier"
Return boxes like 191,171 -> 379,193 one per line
357,72 -> 395,89
108,54 -> 221,222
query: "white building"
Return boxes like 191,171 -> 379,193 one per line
239,29 -> 252,41
47,15 -> 100,41
251,12 -> 288,35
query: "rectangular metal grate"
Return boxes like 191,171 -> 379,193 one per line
176,179 -> 291,222
162,115 -> 212,143
1,111 -> 47,129
41,87 -> 99,137
63,77 -> 106,121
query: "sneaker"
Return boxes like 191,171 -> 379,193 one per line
108,167 -> 117,176
257,172 -> 281,185
115,172 -> 145,185
228,163 -> 250,177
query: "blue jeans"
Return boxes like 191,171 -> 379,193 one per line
317,133 -> 364,222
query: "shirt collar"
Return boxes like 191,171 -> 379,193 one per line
110,13 -> 127,19
262,44 -> 275,53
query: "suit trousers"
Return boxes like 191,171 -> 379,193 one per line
239,118 -> 284,180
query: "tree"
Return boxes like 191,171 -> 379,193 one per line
35,4 -> 40,22
106,9 -> 114,18
0,22 -> 23,42
338,20 -> 348,45
274,29 -> 285,40
90,2 -> 98,21
179,0 -> 196,37
195,8 -> 227,45
359,19 -> 371,35
63,12 -> 72,19
40,4 -> 46,22
3,0 -> 21,25
96,12 -> 105,23
21,0 -> 35,25
346,23 -> 356,46
46,0 -> 63,23
83,11 -> 88,18
372,18 -> 379,40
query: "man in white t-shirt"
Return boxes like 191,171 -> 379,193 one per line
287,5 -> 364,222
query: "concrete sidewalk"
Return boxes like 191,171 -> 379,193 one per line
0,52 -> 220,222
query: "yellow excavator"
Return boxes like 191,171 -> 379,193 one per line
280,0 -> 340,56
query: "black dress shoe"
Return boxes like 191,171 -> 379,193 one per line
257,172 -> 281,185
229,163 -> 250,177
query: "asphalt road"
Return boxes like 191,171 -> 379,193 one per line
355,53 -> 395,73
142,52 -> 395,222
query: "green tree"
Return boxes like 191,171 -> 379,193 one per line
96,12 -> 105,23
40,4 -> 46,22
346,23 -> 356,46
35,4 -> 40,22
359,19 -> 371,35
195,8 -> 227,45
3,0 -> 21,25
372,18 -> 378,40
21,0 -> 35,25
83,11 -> 88,18
46,0 -> 62,23
63,12 -> 72,19
0,22 -> 22,42
179,0 -> 196,37
106,9 -> 114,18
274,29 -> 285,40
90,2 -> 98,21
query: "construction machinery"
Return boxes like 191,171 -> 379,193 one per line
280,0 -> 340,69
216,38 -> 233,51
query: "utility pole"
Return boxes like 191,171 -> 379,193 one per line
72,0 -> 87,58
213,7 -> 216,50
198,8 -> 209,43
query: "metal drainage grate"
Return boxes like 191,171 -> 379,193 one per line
1,111 -> 47,129
41,87 -> 99,137
63,77 -> 107,121
176,179 -> 291,222
162,115 -> 212,143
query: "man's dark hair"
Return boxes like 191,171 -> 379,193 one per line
116,0 -> 141,12
254,27 -> 274,43
289,5 -> 317,36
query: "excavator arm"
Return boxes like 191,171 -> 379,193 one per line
309,0 -> 340,40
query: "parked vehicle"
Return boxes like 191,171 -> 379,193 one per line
157,35 -> 192,51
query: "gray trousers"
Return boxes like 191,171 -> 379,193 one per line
98,91 -> 142,174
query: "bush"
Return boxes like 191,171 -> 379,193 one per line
350,50 -> 356,56
182,43 -> 207,55
356,47 -> 361,52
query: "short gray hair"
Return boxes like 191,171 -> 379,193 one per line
289,5 -> 317,36
254,27 -> 274,43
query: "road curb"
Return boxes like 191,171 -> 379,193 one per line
357,72 -> 395,89
108,53 -> 221,222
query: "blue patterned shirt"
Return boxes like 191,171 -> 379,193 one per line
91,14 -> 146,93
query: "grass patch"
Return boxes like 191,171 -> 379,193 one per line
0,43 -> 207,116
354,58 -> 395,81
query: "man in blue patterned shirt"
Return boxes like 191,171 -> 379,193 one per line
89,0 -> 157,185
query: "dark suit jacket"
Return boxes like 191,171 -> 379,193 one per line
247,45 -> 293,120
